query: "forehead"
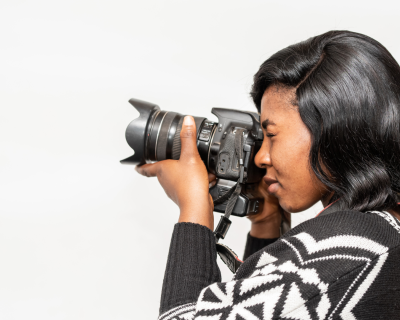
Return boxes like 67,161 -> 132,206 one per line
260,85 -> 298,125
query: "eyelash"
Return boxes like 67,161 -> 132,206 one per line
265,133 -> 275,138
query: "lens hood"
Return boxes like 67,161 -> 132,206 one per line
120,98 -> 160,165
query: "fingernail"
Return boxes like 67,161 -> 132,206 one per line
184,116 -> 194,125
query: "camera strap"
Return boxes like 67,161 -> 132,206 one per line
213,129 -> 246,273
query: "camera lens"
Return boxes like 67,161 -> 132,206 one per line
121,98 -> 214,166
146,111 -> 206,161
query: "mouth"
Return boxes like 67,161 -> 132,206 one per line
263,176 -> 278,185
263,176 -> 280,194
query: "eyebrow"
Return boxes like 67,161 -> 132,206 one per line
261,119 -> 277,130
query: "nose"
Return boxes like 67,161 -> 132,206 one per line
254,139 -> 272,169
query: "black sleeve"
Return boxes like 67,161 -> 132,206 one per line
159,222 -> 221,316
243,232 -> 278,260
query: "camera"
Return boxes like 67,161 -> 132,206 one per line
121,98 -> 266,217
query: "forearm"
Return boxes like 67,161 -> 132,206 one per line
178,199 -> 214,230
243,233 -> 279,260
159,222 -> 221,316
244,211 -> 282,260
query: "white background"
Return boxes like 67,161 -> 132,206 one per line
1,1 -> 399,319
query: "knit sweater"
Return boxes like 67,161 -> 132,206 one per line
158,209 -> 400,320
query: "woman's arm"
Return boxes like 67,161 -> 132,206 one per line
243,232 -> 279,260
159,222 -> 221,316
135,116 -> 220,317
135,116 -> 214,229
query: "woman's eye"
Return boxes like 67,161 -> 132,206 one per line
266,133 -> 275,138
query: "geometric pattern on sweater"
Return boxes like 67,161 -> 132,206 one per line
158,303 -> 196,320
191,233 -> 388,320
159,211 -> 400,320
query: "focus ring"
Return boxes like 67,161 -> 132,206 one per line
172,116 -> 185,160
156,112 -> 178,161
171,116 -> 206,160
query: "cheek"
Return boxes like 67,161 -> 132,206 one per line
273,135 -> 322,211
271,136 -> 310,179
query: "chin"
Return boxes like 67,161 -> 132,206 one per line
279,198 -> 314,213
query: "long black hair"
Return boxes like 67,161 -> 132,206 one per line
251,30 -> 400,212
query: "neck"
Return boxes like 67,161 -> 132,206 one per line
388,207 -> 400,220
321,191 -> 335,208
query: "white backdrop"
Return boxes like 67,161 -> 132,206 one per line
1,1 -> 399,319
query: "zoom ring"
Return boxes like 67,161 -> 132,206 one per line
171,116 -> 185,160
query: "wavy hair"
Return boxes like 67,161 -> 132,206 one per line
251,31 -> 400,212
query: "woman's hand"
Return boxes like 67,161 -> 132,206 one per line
135,116 -> 215,230
247,179 -> 288,238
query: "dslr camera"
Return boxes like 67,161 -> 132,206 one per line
121,98 -> 266,217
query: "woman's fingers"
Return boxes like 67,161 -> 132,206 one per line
208,173 -> 216,182
135,163 -> 159,177
208,173 -> 217,188
179,116 -> 199,161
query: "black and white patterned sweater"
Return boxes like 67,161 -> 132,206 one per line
158,209 -> 400,320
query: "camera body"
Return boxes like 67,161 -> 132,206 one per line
121,98 -> 266,217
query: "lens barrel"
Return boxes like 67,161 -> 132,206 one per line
146,110 -> 206,161
121,98 -> 214,165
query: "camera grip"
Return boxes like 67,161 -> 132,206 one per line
210,181 -> 263,217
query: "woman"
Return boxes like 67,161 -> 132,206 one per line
136,31 -> 400,319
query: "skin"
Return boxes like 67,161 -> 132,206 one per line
247,85 -> 332,237
254,85 -> 400,225
254,85 -> 331,211
136,116 -> 215,229
136,85 -> 400,233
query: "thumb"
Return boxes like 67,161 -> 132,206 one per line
180,116 -> 199,161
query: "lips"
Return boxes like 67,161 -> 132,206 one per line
263,176 -> 278,185
263,176 -> 280,194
